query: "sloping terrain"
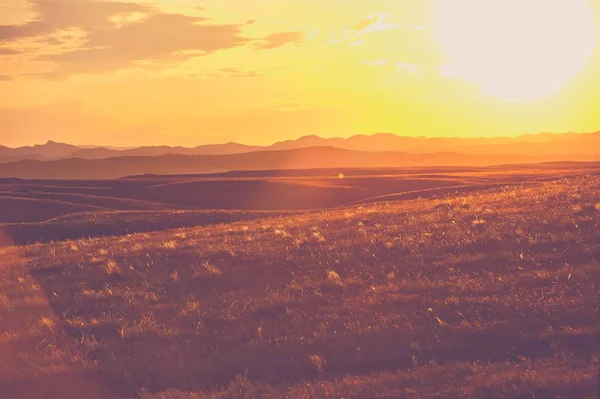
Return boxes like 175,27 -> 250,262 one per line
0,196 -> 107,223
0,210 -> 295,246
1,176 -> 598,398
2,164 -> 597,245
1,145 -> 599,179
1,173 -> 475,224
1,132 -> 598,162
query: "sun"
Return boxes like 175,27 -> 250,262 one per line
436,0 -> 597,101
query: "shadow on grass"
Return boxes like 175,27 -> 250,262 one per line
21,180 -> 600,396
0,210 -> 294,247
28,248 -> 600,396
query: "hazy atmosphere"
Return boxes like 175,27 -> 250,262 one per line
1,0 -> 599,147
1,1 -> 599,399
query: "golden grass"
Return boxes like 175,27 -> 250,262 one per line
1,175 -> 599,398
0,292 -> 12,311
162,240 -> 177,249
326,270 -> 342,287
103,259 -> 122,276
37,316 -> 56,332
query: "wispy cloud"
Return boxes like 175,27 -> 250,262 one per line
254,31 -> 305,50
363,60 -> 419,75
329,13 -> 400,45
208,68 -> 264,78
40,13 -> 248,77
0,0 -> 150,42
0,0 -> 302,78
0,47 -> 22,55
351,13 -> 400,35
363,59 -> 389,67
396,62 -> 418,73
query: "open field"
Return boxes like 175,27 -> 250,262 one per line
1,163 -> 598,247
2,0 -> 598,395
1,173 -> 599,398
0,210 -> 296,247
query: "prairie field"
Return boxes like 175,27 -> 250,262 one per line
1,163 -> 597,245
1,170 -> 599,398
2,0 -> 599,395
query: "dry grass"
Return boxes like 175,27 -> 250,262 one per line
162,240 -> 177,249
37,316 -> 56,332
1,175 -> 599,398
192,261 -> 222,277
0,292 -> 12,311
326,270 -> 343,287
103,259 -> 122,276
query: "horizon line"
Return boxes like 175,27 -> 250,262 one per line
2,129 -> 599,150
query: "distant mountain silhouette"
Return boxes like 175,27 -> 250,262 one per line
0,140 -> 80,161
0,132 -> 598,163
270,131 -> 600,155
1,145 -> 599,179
0,141 -> 264,161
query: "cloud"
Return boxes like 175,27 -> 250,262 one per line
363,59 -> 389,67
38,37 -> 65,46
1,0 -> 251,77
219,68 -> 263,78
206,68 -> 264,78
0,0 -> 149,43
42,14 -> 248,76
0,75 -> 11,81
396,62 -> 418,73
0,21 -> 47,43
254,31 -> 305,50
348,40 -> 365,47
0,47 -> 21,55
351,13 -> 400,35
329,13 -> 400,45
352,17 -> 379,32
362,60 -> 418,74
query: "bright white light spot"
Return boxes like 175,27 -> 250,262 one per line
437,0 -> 596,101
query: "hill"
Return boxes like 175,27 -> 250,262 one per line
1,163 -> 597,230
269,131 -> 600,155
0,209 -> 294,247
0,131 -> 598,163
0,175 -> 598,398
1,145 -> 599,179
0,140 -> 79,160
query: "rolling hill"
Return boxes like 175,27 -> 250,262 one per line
1,131 -> 598,164
1,145 -> 599,179
1,163 -> 597,245
1,175 -> 598,398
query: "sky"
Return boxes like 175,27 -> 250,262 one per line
0,0 -> 599,147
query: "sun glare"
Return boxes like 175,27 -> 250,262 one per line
437,0 -> 597,101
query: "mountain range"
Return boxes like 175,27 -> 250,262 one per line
0,132 -> 598,179
1,131 -> 598,162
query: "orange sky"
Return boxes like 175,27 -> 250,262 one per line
1,0 -> 599,147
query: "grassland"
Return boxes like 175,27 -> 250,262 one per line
2,163 -> 598,246
0,210 -> 296,247
1,174 -> 599,398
